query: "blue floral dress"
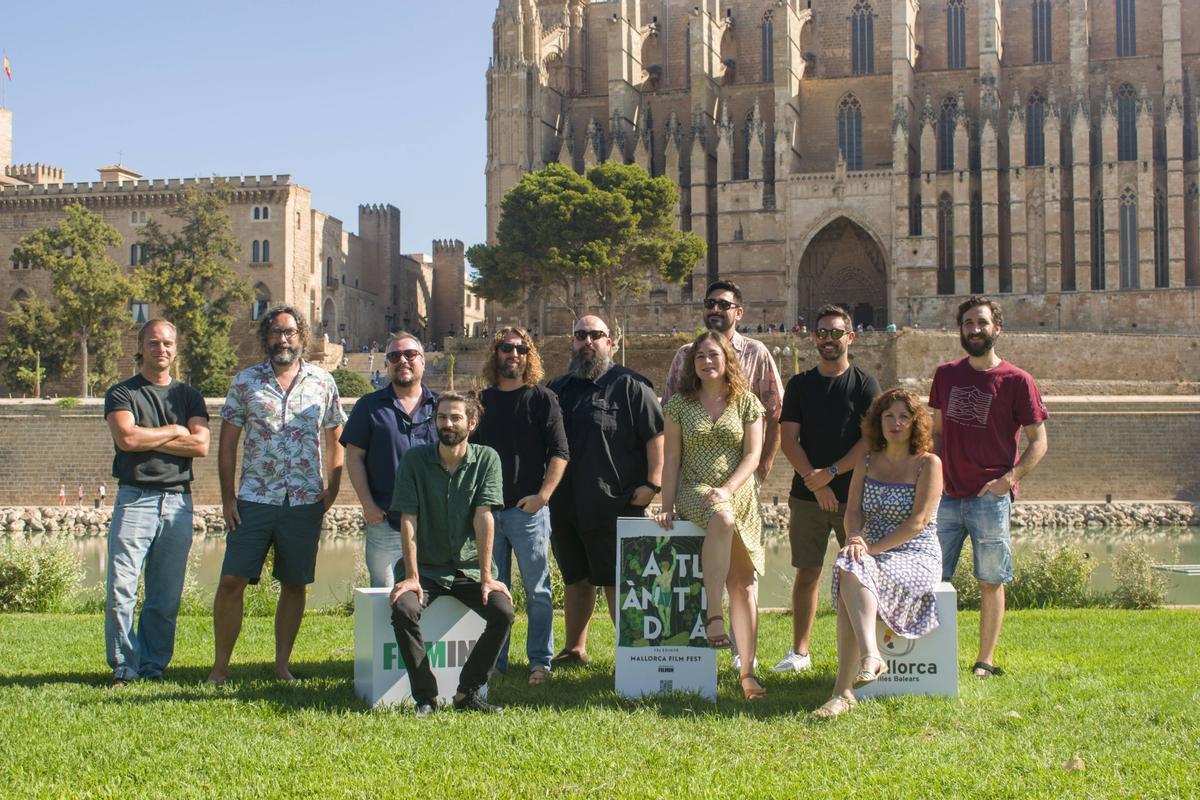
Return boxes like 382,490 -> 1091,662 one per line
831,455 -> 942,638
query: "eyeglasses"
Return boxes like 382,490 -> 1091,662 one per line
269,328 -> 300,340
815,328 -> 848,340
385,349 -> 423,364
497,342 -> 530,355
703,298 -> 741,311
573,330 -> 608,341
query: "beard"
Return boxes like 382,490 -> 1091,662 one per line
818,341 -> 845,361
391,372 -> 416,388
569,348 -> 612,381
270,343 -> 301,365
499,361 -> 522,380
705,314 -> 733,334
438,427 -> 467,446
960,330 -> 996,357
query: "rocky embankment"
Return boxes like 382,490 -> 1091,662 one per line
2,501 -> 1195,538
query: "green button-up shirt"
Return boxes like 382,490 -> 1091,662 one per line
390,442 -> 504,588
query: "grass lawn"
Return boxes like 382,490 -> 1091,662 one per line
0,609 -> 1196,799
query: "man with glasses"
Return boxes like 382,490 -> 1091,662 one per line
208,306 -> 346,684
772,303 -> 879,673
341,333 -> 438,587
471,328 -> 568,686
547,316 -> 664,667
662,280 -> 784,672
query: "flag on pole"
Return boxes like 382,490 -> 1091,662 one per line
3,55 -> 10,81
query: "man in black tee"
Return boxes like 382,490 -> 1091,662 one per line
773,304 -> 880,673
102,319 -> 210,687
547,315 -> 664,667
471,327 -> 568,686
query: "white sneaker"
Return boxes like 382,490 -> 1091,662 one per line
770,650 -> 813,672
731,654 -> 759,673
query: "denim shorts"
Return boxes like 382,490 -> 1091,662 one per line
936,492 -> 1013,584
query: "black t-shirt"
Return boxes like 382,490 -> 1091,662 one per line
104,374 -> 209,489
779,365 -> 880,503
471,385 -> 570,509
548,366 -> 664,517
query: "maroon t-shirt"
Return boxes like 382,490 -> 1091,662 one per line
929,357 -> 1049,499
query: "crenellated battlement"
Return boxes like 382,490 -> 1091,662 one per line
358,203 -> 398,215
432,238 -> 464,254
4,163 -> 66,184
0,173 -> 292,197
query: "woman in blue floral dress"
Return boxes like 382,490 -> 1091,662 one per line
815,388 -> 943,718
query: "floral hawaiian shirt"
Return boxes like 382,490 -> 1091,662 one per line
221,360 -> 347,506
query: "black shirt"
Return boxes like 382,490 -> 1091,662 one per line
471,384 -> 570,509
548,366 -> 664,516
103,375 -> 209,489
780,365 -> 880,503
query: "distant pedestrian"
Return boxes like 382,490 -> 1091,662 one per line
98,484 -> 107,507
77,484 -> 84,507
58,484 -> 66,506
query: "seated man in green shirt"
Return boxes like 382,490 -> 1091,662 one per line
389,392 -> 513,715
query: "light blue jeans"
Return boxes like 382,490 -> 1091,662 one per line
365,520 -> 404,588
937,491 -> 1014,584
493,506 -> 554,673
105,486 -> 194,680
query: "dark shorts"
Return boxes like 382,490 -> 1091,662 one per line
550,501 -> 646,587
221,499 -> 325,586
787,497 -> 847,569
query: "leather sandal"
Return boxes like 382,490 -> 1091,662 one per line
527,666 -> 550,687
813,695 -> 857,719
739,674 -> 766,701
852,654 -> 889,688
972,661 -> 1005,678
704,616 -> 733,649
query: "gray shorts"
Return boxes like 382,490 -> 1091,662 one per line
220,499 -> 325,586
787,497 -> 847,569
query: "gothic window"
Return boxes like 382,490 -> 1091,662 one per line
1091,192 -> 1106,289
947,0 -> 967,70
251,283 -> 271,321
1117,84 -> 1137,162
970,191 -> 984,293
130,244 -> 139,266
1119,187 -> 1137,288
761,12 -> 774,82
743,111 -> 756,180
326,256 -> 333,283
1154,189 -> 1168,287
262,207 -> 269,220
130,302 -> 150,325
851,2 -> 874,76
838,94 -> 863,171
251,240 -> 260,263
910,194 -> 922,236
937,194 -> 955,294
1026,92 -> 1046,167
1115,0 -> 1135,58
684,26 -> 691,88
262,239 -> 270,263
1032,0 -> 1052,63
938,95 -> 957,171
253,207 -> 261,220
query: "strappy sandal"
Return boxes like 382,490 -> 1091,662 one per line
972,661 -> 1005,678
739,674 -> 766,701
704,616 -> 733,649
527,666 -> 550,687
853,654 -> 889,688
813,695 -> 857,719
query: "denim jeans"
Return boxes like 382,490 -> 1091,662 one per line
365,520 -> 404,588
937,492 -> 1014,584
105,486 -> 194,680
493,505 -> 554,672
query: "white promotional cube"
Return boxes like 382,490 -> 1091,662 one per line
353,588 -> 488,708
855,582 -> 959,699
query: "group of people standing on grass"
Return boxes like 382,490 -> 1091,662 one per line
99,282 -> 1048,718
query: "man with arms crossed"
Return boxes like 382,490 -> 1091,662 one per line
103,319 -> 209,687
208,306 -> 346,683
931,296 -> 1048,677
471,328 -> 568,686
389,393 -> 513,716
548,315 -> 664,668
341,332 -> 438,587
774,304 -> 879,672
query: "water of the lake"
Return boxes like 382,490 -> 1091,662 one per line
63,526 -> 1200,608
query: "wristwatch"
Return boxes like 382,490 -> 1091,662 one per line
644,482 -> 662,493
828,464 -> 839,477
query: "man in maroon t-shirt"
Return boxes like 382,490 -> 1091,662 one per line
929,296 -> 1049,679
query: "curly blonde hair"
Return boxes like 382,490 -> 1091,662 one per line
480,326 -> 544,387
675,331 -> 748,403
861,388 -> 934,455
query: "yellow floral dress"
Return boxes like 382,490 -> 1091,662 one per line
664,391 -> 765,573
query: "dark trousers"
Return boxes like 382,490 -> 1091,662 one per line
390,575 -> 515,702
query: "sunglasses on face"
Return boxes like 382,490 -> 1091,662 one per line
703,298 -> 741,311
497,342 -> 530,355
573,330 -> 608,341
385,349 -> 423,364
815,328 -> 848,340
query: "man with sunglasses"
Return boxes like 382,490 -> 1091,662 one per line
471,328 -> 568,686
774,303 -> 879,674
662,280 -> 784,673
341,333 -> 439,587
547,315 -> 664,668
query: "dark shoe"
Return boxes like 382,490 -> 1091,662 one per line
972,661 -> 1005,678
453,690 -> 503,714
549,649 -> 590,669
108,676 -> 131,689
414,701 -> 436,719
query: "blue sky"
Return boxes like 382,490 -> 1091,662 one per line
2,0 -> 492,255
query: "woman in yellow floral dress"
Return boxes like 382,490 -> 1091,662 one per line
655,331 -> 766,699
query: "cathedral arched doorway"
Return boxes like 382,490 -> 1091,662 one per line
322,297 -> 337,337
794,216 -> 888,329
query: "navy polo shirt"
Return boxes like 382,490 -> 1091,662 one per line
340,384 -> 438,527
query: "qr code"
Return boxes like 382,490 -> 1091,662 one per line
659,680 -> 673,693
